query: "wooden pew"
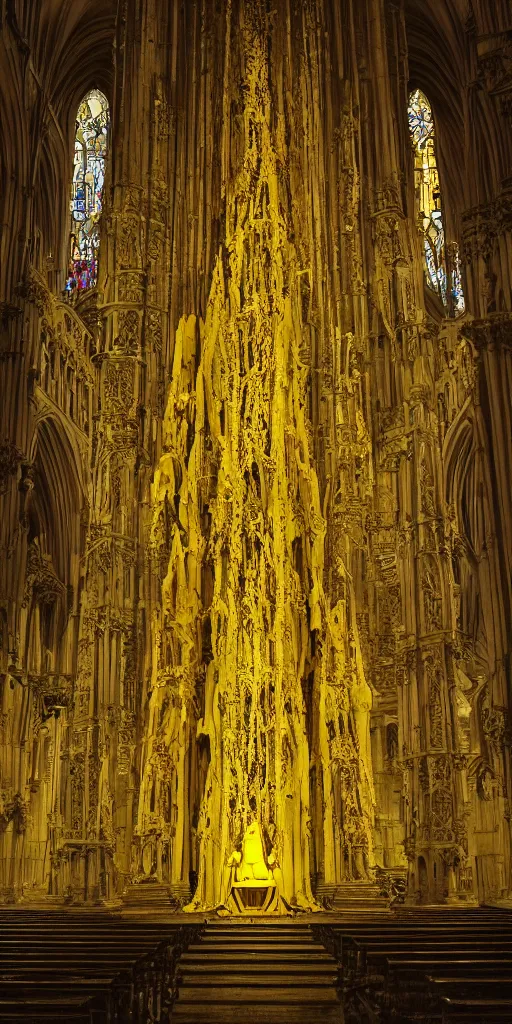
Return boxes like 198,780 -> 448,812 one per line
321,908 -> 512,1023
0,912 -> 201,1022
441,996 -> 512,1022
428,976 -> 512,996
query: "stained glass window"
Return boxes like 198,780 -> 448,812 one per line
65,89 -> 109,298
408,89 -> 464,317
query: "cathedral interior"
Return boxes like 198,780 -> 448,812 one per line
1,0 -> 512,1020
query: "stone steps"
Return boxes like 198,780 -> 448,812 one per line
199,928 -> 311,938
178,973 -> 337,986
172,922 -> 342,1022
122,882 -> 176,907
181,952 -> 335,962
178,987 -> 339,1002
315,879 -> 391,914
172,1008 -> 342,1023
186,942 -> 327,953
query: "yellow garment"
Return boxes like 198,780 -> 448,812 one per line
236,822 -> 271,882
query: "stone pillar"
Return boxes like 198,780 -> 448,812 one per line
51,0 -> 173,903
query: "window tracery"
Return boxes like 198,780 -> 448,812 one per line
408,89 -> 464,317
65,89 -> 109,298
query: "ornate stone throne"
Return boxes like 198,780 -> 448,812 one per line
224,821 -> 279,914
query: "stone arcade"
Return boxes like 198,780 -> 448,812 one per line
1,0 -> 512,918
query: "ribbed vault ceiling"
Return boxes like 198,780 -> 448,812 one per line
9,0 -> 116,114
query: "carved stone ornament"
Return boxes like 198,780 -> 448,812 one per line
0,440 -> 25,493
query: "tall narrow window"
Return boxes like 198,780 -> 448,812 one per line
65,89 -> 109,298
408,89 -> 464,317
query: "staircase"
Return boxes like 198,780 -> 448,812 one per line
172,920 -> 342,1022
315,880 -> 387,913
122,880 -> 176,910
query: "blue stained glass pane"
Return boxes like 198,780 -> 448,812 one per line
408,92 -> 434,149
408,89 -> 465,317
65,89 -> 109,298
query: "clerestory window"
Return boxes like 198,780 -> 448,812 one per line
65,89 -> 109,299
408,89 -> 464,317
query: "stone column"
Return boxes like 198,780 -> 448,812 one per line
52,0 -> 174,903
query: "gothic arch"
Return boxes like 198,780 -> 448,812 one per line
37,132 -> 64,267
443,397 -> 505,691
444,393 -> 496,566
35,0 -> 115,124
1,2 -> 115,291
29,415 -> 84,589
405,2 -> 467,223
405,0 -> 512,210
444,404 -> 477,549
51,15 -> 114,130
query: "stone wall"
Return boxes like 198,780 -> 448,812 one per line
0,0 -> 511,908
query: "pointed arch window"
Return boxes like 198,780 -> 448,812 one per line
65,89 -> 109,298
408,89 -> 464,317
